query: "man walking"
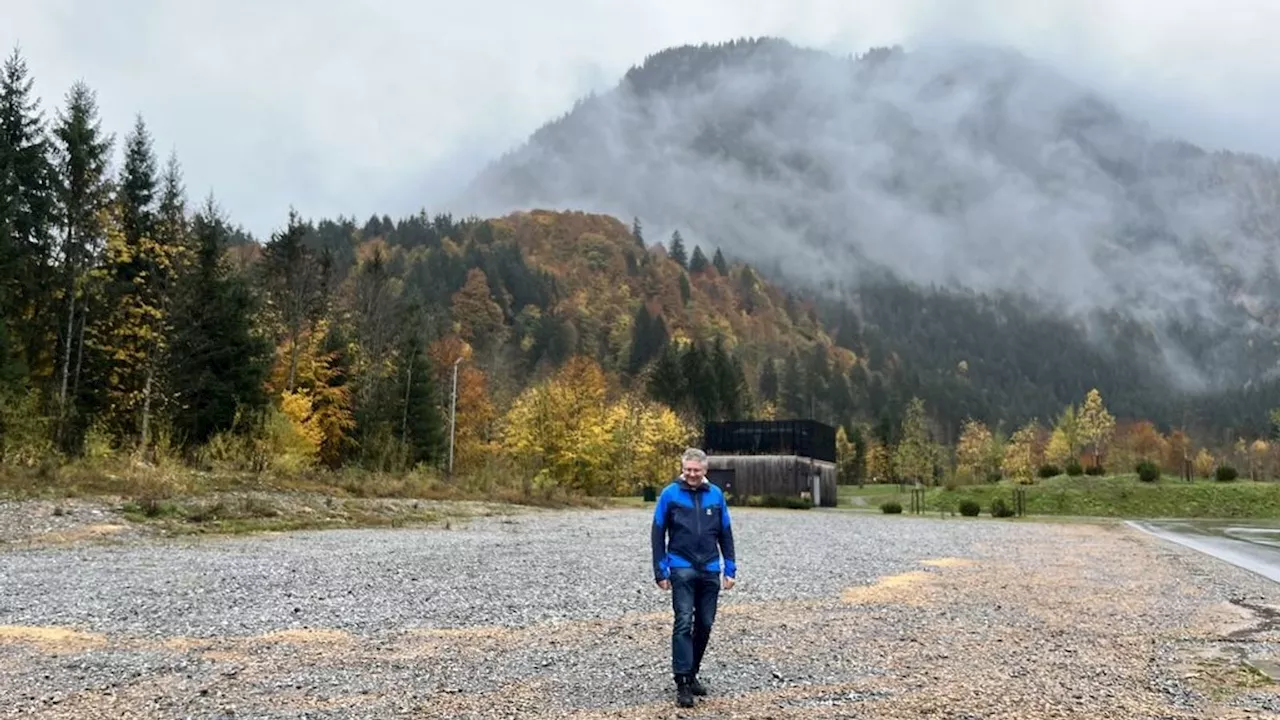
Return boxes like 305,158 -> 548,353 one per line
651,447 -> 737,708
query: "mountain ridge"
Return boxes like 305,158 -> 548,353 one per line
457,37 -> 1280,401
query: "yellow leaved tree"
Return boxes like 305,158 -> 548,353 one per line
270,320 -> 356,471
893,398 -> 937,484
864,436 -> 892,482
87,201 -> 185,449
501,355 -> 693,496
954,418 -> 998,484
1193,448 -> 1216,478
1002,420 -> 1043,484
501,356 -> 616,495
835,426 -> 858,485
1045,404 -> 1081,467
607,393 -> 695,495
1078,388 -> 1115,470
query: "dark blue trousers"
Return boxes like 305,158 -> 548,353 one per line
669,567 -> 720,678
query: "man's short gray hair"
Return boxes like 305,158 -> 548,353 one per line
681,447 -> 708,464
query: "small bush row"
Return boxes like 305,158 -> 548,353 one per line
880,498 -> 1015,517
1035,460 -> 1089,478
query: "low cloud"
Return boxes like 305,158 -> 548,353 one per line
459,39 -> 1280,391
2,0 -> 1278,243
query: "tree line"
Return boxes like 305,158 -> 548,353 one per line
5,45 -> 1279,497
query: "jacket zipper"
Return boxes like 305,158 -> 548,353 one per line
693,487 -> 702,566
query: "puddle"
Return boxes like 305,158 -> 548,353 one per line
1226,598 -> 1280,641
1128,519 -> 1280,585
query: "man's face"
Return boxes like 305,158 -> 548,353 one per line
682,461 -> 707,484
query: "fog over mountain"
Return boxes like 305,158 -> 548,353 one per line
458,38 -> 1280,393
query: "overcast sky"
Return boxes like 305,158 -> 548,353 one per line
3,0 -> 1277,239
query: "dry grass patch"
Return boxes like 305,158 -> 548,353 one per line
0,625 -> 107,653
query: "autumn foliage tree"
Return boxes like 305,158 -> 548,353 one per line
428,334 -> 496,474
954,418 -> 999,484
1078,388 -> 1116,469
502,355 -> 693,495
893,397 -> 937,484
1045,404 -> 1081,467
1002,420 -> 1043,483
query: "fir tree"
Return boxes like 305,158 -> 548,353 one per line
689,245 -> 709,273
758,359 -> 778,405
647,343 -> 685,410
167,197 -> 270,447
401,333 -> 446,467
0,47 -> 58,380
668,229 -> 687,268
260,209 -> 325,391
52,80 -> 113,423
0,314 -> 23,394
710,337 -> 748,420
680,342 -> 718,423
627,303 -> 667,375
712,247 -> 728,275
117,114 -> 156,248
780,352 -> 806,417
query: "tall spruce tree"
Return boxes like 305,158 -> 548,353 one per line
627,303 -> 667,375
710,337 -> 748,420
0,47 -> 58,385
647,343 -> 685,410
260,209 -> 325,392
117,114 -> 156,245
758,359 -> 778,406
167,197 -> 270,448
712,247 -> 728,275
668,230 -> 687,268
780,352 -> 806,418
680,342 -> 718,423
689,245 -> 709,273
401,332 -> 446,467
52,80 -> 113,426
137,152 -> 189,449
91,115 -> 176,446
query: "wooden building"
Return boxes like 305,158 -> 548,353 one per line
701,420 -> 838,507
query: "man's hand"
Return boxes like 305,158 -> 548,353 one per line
722,576 -> 735,590
657,579 -> 670,591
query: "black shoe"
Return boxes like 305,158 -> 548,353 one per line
688,676 -> 707,696
676,677 -> 695,707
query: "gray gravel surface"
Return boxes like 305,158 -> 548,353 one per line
0,497 -> 152,548
2,504 -> 1280,718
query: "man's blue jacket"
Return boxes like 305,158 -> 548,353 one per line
650,477 -> 736,582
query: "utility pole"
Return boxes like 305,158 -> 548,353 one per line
448,357 -> 461,477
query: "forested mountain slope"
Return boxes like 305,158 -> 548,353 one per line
4,40 -> 1279,489
459,37 -> 1280,437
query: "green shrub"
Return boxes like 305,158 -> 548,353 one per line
1135,460 -> 1161,483
990,498 -> 1016,518
1085,464 -> 1106,476
0,387 -> 54,466
985,470 -> 1003,483
958,499 -> 981,517
1038,464 -> 1062,478
1216,465 -> 1239,482
880,501 -> 903,514
746,495 -> 812,509
1065,460 -> 1084,476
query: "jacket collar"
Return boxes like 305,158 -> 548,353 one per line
677,476 -> 710,491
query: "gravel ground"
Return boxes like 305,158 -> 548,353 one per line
2,503 -> 1280,718
0,497 -> 155,548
